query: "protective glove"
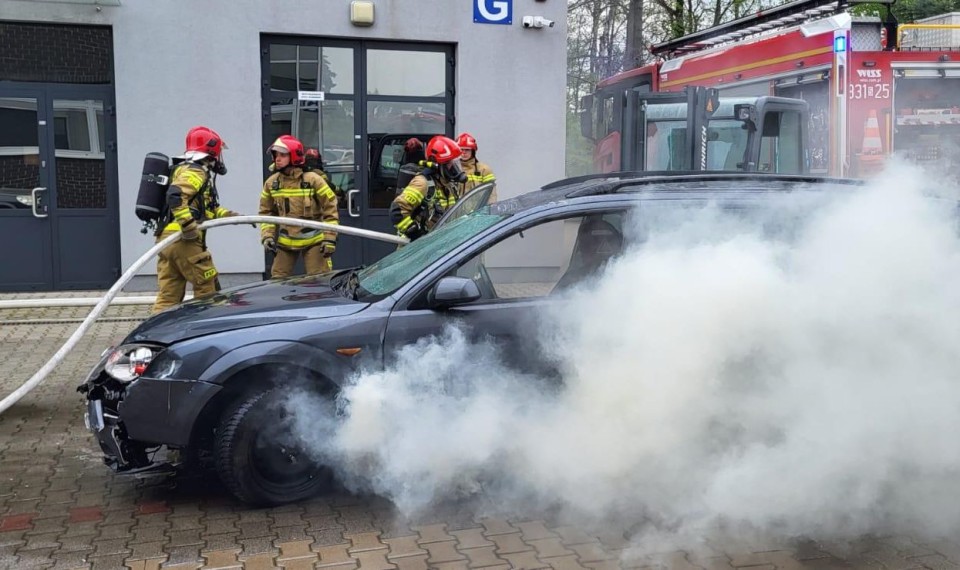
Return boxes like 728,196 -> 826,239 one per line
181,222 -> 200,242
320,240 -> 336,256
262,237 -> 277,252
403,221 -> 426,241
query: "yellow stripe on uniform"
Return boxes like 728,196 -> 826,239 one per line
396,217 -> 414,232
401,187 -> 424,202
277,232 -> 327,248
180,171 -> 205,190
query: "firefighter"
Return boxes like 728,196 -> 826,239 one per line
456,132 -> 498,202
389,135 -> 467,241
259,135 -> 339,278
152,126 -> 239,314
303,147 -> 342,201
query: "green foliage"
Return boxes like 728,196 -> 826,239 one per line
565,109 -> 595,177
850,0 -> 960,22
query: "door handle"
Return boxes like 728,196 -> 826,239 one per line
346,189 -> 360,218
30,187 -> 48,219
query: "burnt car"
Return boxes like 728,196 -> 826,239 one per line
79,173 -> 855,505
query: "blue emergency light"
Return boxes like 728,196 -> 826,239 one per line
834,35 -> 847,53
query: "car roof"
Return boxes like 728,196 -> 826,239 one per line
490,173 -> 863,216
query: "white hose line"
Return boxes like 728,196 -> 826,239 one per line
0,215 -> 407,415
0,297 -> 167,309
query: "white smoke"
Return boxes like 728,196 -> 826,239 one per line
288,160 -> 960,542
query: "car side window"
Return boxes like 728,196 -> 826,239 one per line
452,212 -> 625,301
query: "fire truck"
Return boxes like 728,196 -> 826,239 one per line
582,0 -> 960,177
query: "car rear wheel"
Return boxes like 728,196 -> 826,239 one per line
215,389 -> 332,505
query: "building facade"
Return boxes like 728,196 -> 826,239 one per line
0,0 -> 566,291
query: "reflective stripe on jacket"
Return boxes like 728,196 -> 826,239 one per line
390,174 -> 458,234
462,157 -> 497,202
259,167 -> 339,250
160,163 -> 234,235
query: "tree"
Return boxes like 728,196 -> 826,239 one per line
853,0 -> 960,22
624,0 -> 645,70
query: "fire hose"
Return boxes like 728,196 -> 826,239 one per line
0,215 -> 407,416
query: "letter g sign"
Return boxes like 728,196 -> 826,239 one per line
474,0 -> 512,25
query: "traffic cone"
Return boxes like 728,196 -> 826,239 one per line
857,109 -> 885,176
861,110 -> 884,156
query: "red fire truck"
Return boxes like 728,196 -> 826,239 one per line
582,0 -> 960,177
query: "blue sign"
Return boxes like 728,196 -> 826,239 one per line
474,0 -> 512,25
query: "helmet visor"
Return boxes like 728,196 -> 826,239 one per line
442,158 -> 467,183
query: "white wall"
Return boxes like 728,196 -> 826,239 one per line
4,0 -> 567,275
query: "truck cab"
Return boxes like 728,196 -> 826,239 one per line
582,86 -> 810,175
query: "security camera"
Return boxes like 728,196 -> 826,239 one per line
522,16 -> 554,29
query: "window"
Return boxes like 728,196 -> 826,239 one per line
366,101 -> 445,135
377,141 -> 404,179
599,94 -> 616,138
758,110 -> 803,174
52,100 -> 104,159
451,212 -> 625,301
270,45 -> 354,95
366,50 -> 445,97
705,119 -> 749,171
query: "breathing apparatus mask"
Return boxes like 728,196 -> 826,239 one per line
441,158 -> 467,184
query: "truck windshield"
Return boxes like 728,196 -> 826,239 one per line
356,211 -> 506,298
645,116 -> 748,171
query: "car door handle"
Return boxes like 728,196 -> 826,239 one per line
347,189 -> 360,218
31,187 -> 48,219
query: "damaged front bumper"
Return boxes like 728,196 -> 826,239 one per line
83,394 -> 157,472
78,347 -> 222,473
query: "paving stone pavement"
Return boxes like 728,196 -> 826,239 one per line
2,303 -> 960,569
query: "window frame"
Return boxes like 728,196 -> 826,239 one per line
403,205 -> 630,310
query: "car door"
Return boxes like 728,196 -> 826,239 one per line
432,182 -> 496,230
381,209 -> 627,375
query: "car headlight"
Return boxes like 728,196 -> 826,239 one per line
16,195 -> 33,206
104,345 -> 161,383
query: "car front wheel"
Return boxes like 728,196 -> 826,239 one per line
215,389 -> 332,505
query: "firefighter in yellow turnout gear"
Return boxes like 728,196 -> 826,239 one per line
390,136 -> 467,241
152,126 -> 239,314
259,135 -> 339,278
456,132 -> 497,203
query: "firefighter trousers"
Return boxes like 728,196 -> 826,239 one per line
270,245 -> 332,279
152,237 -> 220,314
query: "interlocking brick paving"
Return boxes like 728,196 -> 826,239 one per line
0,304 -> 957,569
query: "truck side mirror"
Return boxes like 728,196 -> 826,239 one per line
580,94 -> 595,141
734,103 -> 759,132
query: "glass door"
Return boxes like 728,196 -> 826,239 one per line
265,41 -> 363,271
0,89 -> 53,291
49,89 -> 120,289
361,45 -> 454,263
262,37 -> 455,270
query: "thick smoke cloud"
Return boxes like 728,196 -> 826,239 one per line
288,160 -> 960,543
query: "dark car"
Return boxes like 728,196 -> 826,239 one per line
79,173 -> 856,505
0,187 -> 34,209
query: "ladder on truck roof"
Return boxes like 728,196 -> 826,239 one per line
651,0 -> 850,59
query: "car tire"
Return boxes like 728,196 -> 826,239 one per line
215,389 -> 332,505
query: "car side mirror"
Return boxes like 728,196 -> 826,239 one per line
429,276 -> 481,309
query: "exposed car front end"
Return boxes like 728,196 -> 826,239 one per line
78,272 -> 371,474
79,342 -> 222,473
